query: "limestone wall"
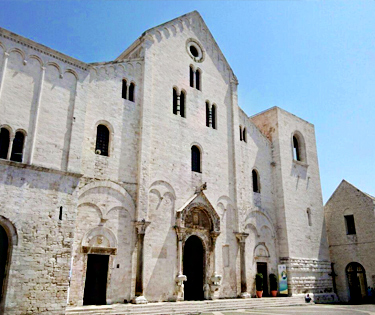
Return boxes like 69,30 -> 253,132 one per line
325,180 -> 375,302
0,161 -> 80,314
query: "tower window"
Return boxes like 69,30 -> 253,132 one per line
173,88 -> 178,115
0,127 -> 10,159
180,91 -> 186,118
293,136 -> 300,161
190,45 -> 199,58
122,79 -> 127,99
252,169 -> 260,193
95,124 -> 110,156
190,66 -> 194,88
212,105 -> 217,129
239,126 -> 243,141
10,131 -> 25,162
129,83 -> 135,102
206,102 -> 210,127
243,128 -> 247,143
307,208 -> 312,226
191,145 -> 201,173
195,69 -> 201,90
345,215 -> 356,235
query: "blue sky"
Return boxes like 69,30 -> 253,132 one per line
1,1 -> 374,202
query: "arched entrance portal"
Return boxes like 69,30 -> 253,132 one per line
0,224 -> 9,304
346,262 -> 367,303
183,235 -> 204,300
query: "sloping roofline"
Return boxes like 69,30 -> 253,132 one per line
115,10 -> 236,79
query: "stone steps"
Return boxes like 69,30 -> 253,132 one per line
66,296 -> 306,315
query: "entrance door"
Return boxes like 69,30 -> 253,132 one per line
257,262 -> 268,296
0,225 -> 8,304
83,254 -> 109,305
346,262 -> 367,303
183,235 -> 204,300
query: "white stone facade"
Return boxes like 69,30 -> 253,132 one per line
0,11 -> 333,314
325,180 -> 375,302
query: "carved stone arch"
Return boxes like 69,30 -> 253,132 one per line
78,180 -> 135,217
254,242 -> 270,258
46,62 -> 62,78
106,206 -> 133,221
149,180 -> 176,200
29,55 -> 44,68
8,48 -> 26,63
260,225 -> 275,239
216,195 -> 234,212
82,226 -> 117,255
170,24 -> 177,36
0,215 -> 18,247
77,202 -> 104,220
0,124 -> 14,139
163,27 -> 170,39
244,223 -> 259,237
245,210 -> 275,238
64,69 -> 79,81
0,41 -> 5,53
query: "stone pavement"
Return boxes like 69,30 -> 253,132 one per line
201,304 -> 375,315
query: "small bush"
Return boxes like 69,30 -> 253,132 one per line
269,273 -> 277,291
256,273 -> 263,291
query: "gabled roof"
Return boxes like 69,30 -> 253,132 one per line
325,179 -> 375,206
115,11 -> 236,79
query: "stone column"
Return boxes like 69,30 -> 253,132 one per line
28,66 -> 46,165
210,231 -> 222,299
235,232 -> 250,298
133,220 -> 150,304
0,52 -> 9,101
174,226 -> 187,301
177,95 -> 181,115
6,135 -> 14,160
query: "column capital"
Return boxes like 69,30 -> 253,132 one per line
174,226 -> 186,241
234,232 -> 249,243
135,220 -> 151,235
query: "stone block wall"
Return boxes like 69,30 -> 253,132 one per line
0,161 -> 80,314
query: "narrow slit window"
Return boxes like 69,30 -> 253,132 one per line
191,145 -> 201,173
180,91 -> 186,118
59,206 -> 63,221
239,126 -> 243,141
206,102 -> 210,127
293,136 -> 300,161
243,127 -> 247,142
0,128 -> 10,159
252,169 -> 260,193
173,88 -> 178,115
195,69 -> 201,90
190,66 -> 194,88
122,79 -> 127,99
95,124 -> 110,156
129,83 -> 135,102
307,209 -> 312,226
10,131 -> 25,162
212,105 -> 216,129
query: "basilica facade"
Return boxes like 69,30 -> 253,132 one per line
0,11 -> 333,314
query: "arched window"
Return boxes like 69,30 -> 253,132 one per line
10,131 -> 25,162
293,136 -> 300,161
212,105 -> 217,129
191,145 -> 201,173
195,69 -> 201,90
0,128 -> 10,160
239,126 -> 243,141
129,83 -> 135,102
252,169 -> 260,193
180,91 -> 186,118
95,125 -> 110,156
173,88 -> 178,115
243,127 -> 247,142
206,102 -> 210,127
190,66 -> 194,88
307,208 -> 312,226
122,79 -> 127,99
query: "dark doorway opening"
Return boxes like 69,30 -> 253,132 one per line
346,262 -> 367,304
83,254 -> 109,305
0,225 -> 8,304
257,262 -> 269,296
183,235 -> 204,300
